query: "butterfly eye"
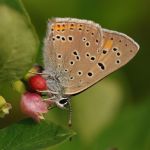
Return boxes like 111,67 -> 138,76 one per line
59,98 -> 69,107
59,99 -> 68,104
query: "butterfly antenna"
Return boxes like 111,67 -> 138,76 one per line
67,101 -> 72,127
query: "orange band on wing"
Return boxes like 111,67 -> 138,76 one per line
103,40 -> 113,49
52,25 -> 66,31
51,23 -> 77,31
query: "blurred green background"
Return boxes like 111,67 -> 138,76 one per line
21,0 -> 149,150
1,0 -> 150,149
21,0 -> 150,100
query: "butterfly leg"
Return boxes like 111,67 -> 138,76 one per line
36,90 -> 59,95
43,96 -> 56,101
42,98 -> 57,110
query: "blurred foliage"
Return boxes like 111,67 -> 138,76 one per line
21,0 -> 150,149
91,96 -> 150,150
0,0 -> 39,127
0,0 -> 150,149
0,0 -> 39,83
0,0 -> 74,149
0,118 -> 75,150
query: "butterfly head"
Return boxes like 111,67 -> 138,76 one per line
55,97 -> 70,109
55,97 -> 72,127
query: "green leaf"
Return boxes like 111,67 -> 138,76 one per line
0,119 -> 75,150
91,97 -> 150,150
0,0 -> 39,83
0,82 -> 26,128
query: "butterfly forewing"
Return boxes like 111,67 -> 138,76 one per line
48,18 -> 104,93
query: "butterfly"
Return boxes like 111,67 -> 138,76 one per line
41,18 -> 139,126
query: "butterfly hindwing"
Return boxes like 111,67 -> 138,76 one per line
47,18 -> 104,94
64,28 -> 139,95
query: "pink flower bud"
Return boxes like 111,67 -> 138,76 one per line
20,92 -> 50,122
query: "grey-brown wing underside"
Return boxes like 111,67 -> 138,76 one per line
43,18 -> 139,95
